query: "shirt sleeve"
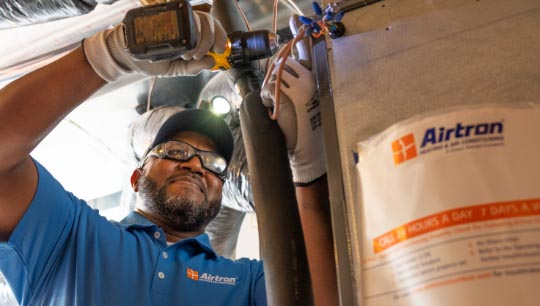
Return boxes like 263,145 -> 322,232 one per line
253,260 -> 267,306
0,159 -> 81,304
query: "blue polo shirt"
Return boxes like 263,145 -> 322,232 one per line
0,160 -> 267,306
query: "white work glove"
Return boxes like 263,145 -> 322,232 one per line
83,11 -> 227,82
260,15 -> 326,185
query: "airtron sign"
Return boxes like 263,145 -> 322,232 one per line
392,120 -> 505,165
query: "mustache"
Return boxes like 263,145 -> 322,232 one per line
166,172 -> 206,193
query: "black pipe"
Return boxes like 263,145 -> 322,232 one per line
210,1 -> 314,305
240,90 -> 313,306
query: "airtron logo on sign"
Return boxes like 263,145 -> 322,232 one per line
392,120 -> 505,165
420,121 -> 504,148
391,133 -> 418,165
186,268 -> 237,286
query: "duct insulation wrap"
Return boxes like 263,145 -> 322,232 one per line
0,0 -> 116,29
356,104 -> 540,306
198,71 -> 255,213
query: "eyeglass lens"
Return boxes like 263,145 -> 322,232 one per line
159,141 -> 227,174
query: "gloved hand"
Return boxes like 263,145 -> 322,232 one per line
260,14 -> 326,185
83,11 -> 227,82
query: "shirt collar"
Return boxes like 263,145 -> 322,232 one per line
120,211 -> 156,228
180,234 -> 218,258
119,211 -> 218,258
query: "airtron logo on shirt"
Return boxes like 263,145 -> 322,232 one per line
186,268 -> 237,286
391,120 -> 505,165
187,268 -> 199,280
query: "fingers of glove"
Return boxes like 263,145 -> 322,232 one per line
260,82 -> 279,108
274,58 -> 316,104
260,83 -> 298,150
169,56 -> 215,76
289,14 -> 312,68
267,57 -> 297,82
137,56 -> 214,77
260,71 -> 296,108
276,63 -> 299,87
259,81 -> 299,150
192,13 -> 228,56
131,60 -> 170,76
275,98 -> 298,150
261,57 -> 315,107
181,12 -> 203,60
182,12 -> 216,61
106,24 -> 137,71
211,18 -> 228,54
83,25 -> 131,82
260,84 -> 272,107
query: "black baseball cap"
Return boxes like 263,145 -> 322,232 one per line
149,109 -> 234,164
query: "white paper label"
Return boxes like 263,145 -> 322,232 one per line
356,105 -> 540,306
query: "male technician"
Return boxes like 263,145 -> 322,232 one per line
0,10 -> 337,306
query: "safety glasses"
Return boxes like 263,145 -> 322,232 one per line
140,140 -> 228,180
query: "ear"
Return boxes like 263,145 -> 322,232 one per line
130,169 -> 142,192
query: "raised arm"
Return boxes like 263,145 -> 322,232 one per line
260,15 -> 339,306
0,10 -> 226,241
295,176 -> 339,306
0,48 -> 106,241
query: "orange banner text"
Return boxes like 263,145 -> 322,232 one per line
373,198 -> 540,253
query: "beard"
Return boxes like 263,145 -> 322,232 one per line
137,175 -> 221,232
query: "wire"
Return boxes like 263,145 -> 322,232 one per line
272,0 -> 279,34
264,0 -> 314,120
272,43 -> 293,120
231,0 -> 260,69
264,0 -> 280,74
283,0 -> 303,15
232,0 -> 253,32
263,40 -> 292,120
263,26 -> 306,120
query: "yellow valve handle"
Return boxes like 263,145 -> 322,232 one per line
207,39 -> 232,71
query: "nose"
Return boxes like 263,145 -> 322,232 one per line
178,155 -> 205,176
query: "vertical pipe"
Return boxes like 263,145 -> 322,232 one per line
211,1 -> 313,304
240,90 -> 313,306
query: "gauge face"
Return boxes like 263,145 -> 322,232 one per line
124,0 -> 197,61
133,10 -> 180,45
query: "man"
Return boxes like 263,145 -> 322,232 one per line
123,105 -> 248,259
0,9 -> 337,306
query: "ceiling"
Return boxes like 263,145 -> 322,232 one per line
0,0 -> 313,202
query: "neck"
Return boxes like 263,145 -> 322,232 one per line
134,208 -> 205,243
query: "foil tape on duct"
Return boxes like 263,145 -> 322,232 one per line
0,0 -> 116,29
198,71 -> 255,213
